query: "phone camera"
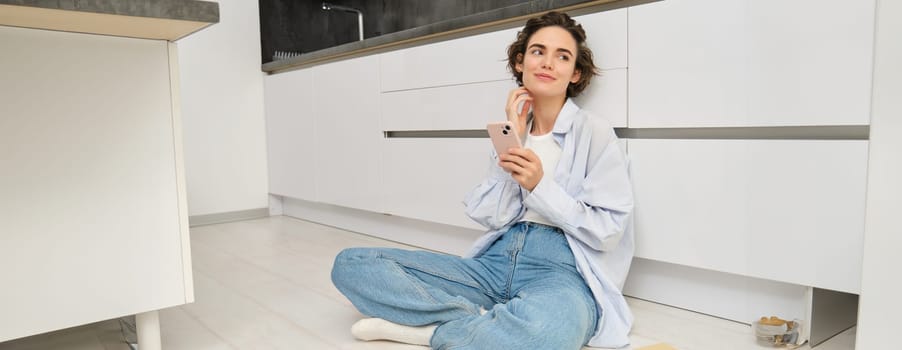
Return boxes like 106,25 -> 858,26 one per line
504,125 -> 511,131
502,130 -> 508,135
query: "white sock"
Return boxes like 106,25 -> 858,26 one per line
350,318 -> 437,346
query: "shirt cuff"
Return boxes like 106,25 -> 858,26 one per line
523,174 -> 555,210
490,155 -> 516,181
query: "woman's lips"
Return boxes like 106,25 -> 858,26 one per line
534,73 -> 556,82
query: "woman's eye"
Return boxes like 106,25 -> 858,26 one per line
558,54 -> 570,61
531,49 -> 543,56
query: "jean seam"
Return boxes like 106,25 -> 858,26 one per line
385,256 -> 484,292
376,253 -> 440,304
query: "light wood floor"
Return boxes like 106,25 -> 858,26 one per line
0,216 -> 855,350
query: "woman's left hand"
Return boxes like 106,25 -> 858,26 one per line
498,148 -> 543,192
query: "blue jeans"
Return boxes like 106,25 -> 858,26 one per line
331,222 -> 598,350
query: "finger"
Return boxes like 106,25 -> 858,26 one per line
501,161 -> 527,176
497,161 -> 513,173
510,93 -> 531,111
499,160 -> 526,175
501,152 -> 530,168
507,88 -> 530,107
508,148 -> 539,162
506,87 -> 530,107
519,99 -> 532,120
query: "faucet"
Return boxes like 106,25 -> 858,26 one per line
322,2 -> 364,41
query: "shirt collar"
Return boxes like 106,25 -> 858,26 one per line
526,98 -> 580,139
552,98 -> 579,135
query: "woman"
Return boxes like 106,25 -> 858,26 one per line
331,11 -> 634,349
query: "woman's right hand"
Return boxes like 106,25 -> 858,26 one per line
505,87 -> 532,138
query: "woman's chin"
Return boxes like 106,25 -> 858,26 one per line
524,87 -> 566,100
522,81 -> 567,98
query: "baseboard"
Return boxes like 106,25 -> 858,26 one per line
188,208 -> 270,227
277,195 -> 483,256
624,258 -> 810,325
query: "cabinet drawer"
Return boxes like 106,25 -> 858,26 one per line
380,67 -> 626,131
380,80 -> 515,131
381,138 -> 489,230
628,0 -> 875,127
628,139 -> 868,293
380,29 -> 516,92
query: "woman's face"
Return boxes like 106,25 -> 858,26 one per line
516,26 -> 582,99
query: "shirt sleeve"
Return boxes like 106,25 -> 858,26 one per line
463,150 -> 526,230
522,133 -> 634,252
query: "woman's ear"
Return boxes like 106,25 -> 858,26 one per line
570,68 -> 582,83
515,53 -> 524,72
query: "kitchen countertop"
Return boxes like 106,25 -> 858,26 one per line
263,0 -> 656,74
0,0 -> 219,40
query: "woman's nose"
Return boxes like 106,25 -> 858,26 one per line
541,58 -> 553,70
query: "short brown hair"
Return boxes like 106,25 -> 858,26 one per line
506,11 -> 599,98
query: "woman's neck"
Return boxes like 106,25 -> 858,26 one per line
530,95 -> 567,135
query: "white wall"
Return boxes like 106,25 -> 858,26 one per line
176,0 -> 269,216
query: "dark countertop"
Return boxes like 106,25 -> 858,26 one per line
0,0 -> 219,22
0,0 -> 219,40
263,0 -> 656,74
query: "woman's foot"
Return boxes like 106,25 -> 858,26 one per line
350,318 -> 437,346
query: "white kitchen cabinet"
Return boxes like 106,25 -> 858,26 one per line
628,139 -> 868,294
311,55 -> 383,213
264,68 -> 318,202
628,0 -> 875,127
381,138 -> 489,230
0,25 -> 197,343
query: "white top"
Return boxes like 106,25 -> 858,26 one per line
519,131 -> 562,226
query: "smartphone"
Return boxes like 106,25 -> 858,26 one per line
487,121 -> 522,156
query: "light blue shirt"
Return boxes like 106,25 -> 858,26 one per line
463,99 -> 635,348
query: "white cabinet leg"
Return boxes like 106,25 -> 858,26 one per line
136,310 -> 162,350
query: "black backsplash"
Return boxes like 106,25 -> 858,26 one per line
259,0 -> 527,64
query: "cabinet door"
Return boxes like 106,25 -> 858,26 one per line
381,138 -> 488,230
312,55 -> 383,212
628,139 -> 868,293
0,26 -> 188,341
628,0 -> 875,127
264,68 -> 317,202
